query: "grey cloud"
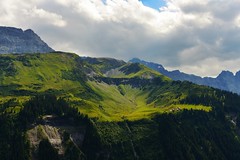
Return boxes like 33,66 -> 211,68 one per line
209,0 -> 240,21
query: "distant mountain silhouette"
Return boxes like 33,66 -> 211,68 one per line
0,26 -> 54,54
130,58 -> 240,94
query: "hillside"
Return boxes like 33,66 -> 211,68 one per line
0,53 -> 211,121
130,58 -> 240,95
1,53 -> 240,159
0,27 -> 54,54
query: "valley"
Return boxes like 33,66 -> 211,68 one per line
1,52 -> 240,159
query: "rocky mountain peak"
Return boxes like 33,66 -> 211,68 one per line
217,70 -> 234,79
0,26 -> 54,54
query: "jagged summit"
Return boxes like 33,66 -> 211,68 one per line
0,26 -> 54,54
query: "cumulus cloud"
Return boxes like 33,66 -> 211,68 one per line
0,0 -> 240,77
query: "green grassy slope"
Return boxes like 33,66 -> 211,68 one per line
0,53 -> 83,93
81,81 -> 211,121
105,62 -> 171,80
0,53 -> 88,114
0,52 -> 238,122
79,57 -> 126,76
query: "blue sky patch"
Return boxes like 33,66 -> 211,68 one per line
140,0 -> 166,10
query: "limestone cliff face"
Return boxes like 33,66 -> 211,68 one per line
0,27 -> 54,54
27,125 -> 64,157
26,116 -> 86,160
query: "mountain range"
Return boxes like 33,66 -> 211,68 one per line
0,26 -> 54,54
1,27 -> 240,160
130,58 -> 240,95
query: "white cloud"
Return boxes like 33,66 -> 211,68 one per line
0,0 -> 240,77
173,57 -> 240,77
24,6 -> 66,27
0,0 -> 66,27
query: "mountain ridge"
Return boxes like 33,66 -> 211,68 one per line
130,58 -> 240,94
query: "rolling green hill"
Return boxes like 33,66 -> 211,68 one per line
0,52 -> 211,121
1,52 -> 240,160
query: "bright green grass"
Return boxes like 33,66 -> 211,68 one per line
0,96 -> 30,106
0,53 -> 84,112
81,82 -> 145,121
126,104 -> 211,121
0,96 -> 31,114
73,82 -> 211,121
4,106 -> 22,114
106,63 -> 171,81
1,53 -> 83,92
66,81 -> 153,121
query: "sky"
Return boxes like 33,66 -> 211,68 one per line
141,0 -> 165,10
0,0 -> 240,77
